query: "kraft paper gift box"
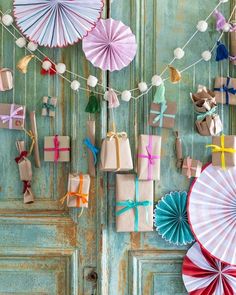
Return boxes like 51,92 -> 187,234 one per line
44,135 -> 70,162
15,141 -> 34,204
0,103 -> 25,130
0,68 -> 13,91
182,157 -> 202,178
191,85 -> 216,112
207,135 -> 236,169
100,131 -> 133,172
116,174 -> 153,232
195,114 -> 223,136
214,77 -> 236,105
137,134 -> 161,181
149,101 -> 176,129
64,173 -> 90,208
42,96 -> 57,117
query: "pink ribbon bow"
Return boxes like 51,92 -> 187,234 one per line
0,104 -> 24,129
44,135 -> 70,163
183,157 -> 197,179
138,135 -> 160,180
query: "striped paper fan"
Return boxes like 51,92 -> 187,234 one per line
188,163 -> 236,265
183,242 -> 236,295
82,18 -> 137,72
13,0 -> 104,48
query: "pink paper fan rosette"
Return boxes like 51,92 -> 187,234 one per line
183,242 -> 236,295
188,163 -> 236,265
82,18 -> 137,72
13,0 -> 104,48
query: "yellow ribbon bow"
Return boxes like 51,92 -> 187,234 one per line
60,174 -> 88,207
206,134 -> 236,170
106,131 -> 127,171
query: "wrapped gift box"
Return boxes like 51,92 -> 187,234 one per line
0,68 -> 13,91
66,173 -> 90,208
137,134 -> 161,180
149,101 -> 176,129
0,103 -> 25,130
44,135 -> 70,162
182,157 -> 202,178
100,131 -> 133,171
191,85 -> 216,112
42,96 -> 57,117
116,174 -> 153,232
208,135 -> 236,169
214,77 -> 236,105
195,115 -> 222,136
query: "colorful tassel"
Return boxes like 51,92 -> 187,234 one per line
85,92 -> 101,114
153,83 -> 166,103
169,66 -> 181,84
213,10 -> 226,31
215,41 -> 229,62
107,89 -> 120,109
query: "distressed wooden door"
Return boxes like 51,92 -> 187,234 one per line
0,0 -> 233,294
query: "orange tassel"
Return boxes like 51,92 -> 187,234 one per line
169,66 -> 181,83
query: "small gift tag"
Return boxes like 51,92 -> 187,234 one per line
0,68 -> 13,91
214,77 -> 236,105
182,157 -> 202,179
149,101 -> 176,129
44,135 -> 70,162
42,96 -> 57,117
0,103 -> 26,130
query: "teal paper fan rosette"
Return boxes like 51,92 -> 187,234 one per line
154,191 -> 195,245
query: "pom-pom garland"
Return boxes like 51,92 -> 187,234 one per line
138,82 -> 148,92
1,14 -> 13,26
71,80 -> 80,91
87,75 -> 98,87
15,37 -> 27,48
42,60 -> 52,71
201,50 -> 212,61
27,41 -> 38,52
151,75 -> 163,86
121,90 -> 132,102
196,20 -> 208,32
55,63 -> 66,74
174,47 -> 185,59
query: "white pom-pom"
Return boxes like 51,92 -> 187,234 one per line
2,14 -> 13,26
55,63 -> 66,74
15,37 -> 27,48
42,60 -> 52,70
138,82 -> 148,92
223,23 -> 231,32
121,90 -> 132,102
219,0 -> 228,3
87,75 -> 98,87
151,75 -> 163,86
196,20 -> 208,32
27,41 -> 38,52
174,48 -> 185,59
104,91 -> 109,101
71,80 -> 80,91
201,50 -> 212,61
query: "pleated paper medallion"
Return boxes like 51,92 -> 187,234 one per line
188,163 -> 236,265
13,0 -> 104,48
183,242 -> 236,295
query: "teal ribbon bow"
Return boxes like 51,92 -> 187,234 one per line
42,102 -> 56,114
150,103 -> 176,127
83,137 -> 99,165
196,106 -> 217,121
116,177 -> 152,232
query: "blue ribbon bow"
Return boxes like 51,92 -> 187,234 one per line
42,102 -> 56,115
83,137 -> 99,165
116,176 -> 152,232
214,77 -> 236,105
196,106 -> 218,121
150,102 -> 176,127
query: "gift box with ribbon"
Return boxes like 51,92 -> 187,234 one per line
42,96 -> 57,117
195,108 -> 223,136
100,130 -> 133,172
190,85 -> 216,112
60,173 -> 90,208
44,135 -> 70,162
206,135 -> 236,169
214,77 -> 236,105
15,141 -> 34,204
137,134 -> 161,180
116,174 -> 153,232
0,68 -> 13,91
149,101 -> 176,129
0,103 -> 25,130
182,157 -> 202,179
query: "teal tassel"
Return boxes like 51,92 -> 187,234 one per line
216,41 -> 229,62
153,83 -> 166,104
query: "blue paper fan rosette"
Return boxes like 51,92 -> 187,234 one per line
154,191 -> 195,245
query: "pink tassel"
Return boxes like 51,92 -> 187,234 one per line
107,89 -> 120,109
213,10 -> 226,31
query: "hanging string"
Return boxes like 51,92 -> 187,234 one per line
192,65 -> 196,159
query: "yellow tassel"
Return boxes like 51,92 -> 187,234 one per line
17,54 -> 35,74
169,66 -> 181,83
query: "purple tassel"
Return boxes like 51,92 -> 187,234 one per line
214,10 -> 226,31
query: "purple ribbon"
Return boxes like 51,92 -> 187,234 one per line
0,104 -> 25,129
138,135 -> 160,180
